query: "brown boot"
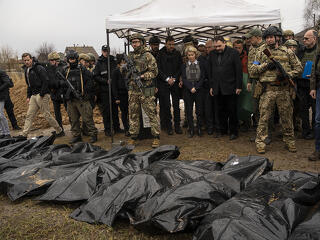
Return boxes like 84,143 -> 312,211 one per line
308,151 -> 320,161
128,138 -> 136,145
286,143 -> 297,153
256,146 -> 265,154
152,137 -> 160,148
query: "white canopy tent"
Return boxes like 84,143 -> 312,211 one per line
105,0 -> 281,42
104,0 -> 281,142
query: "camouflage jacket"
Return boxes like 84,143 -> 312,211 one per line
247,41 -> 265,82
128,46 -> 158,90
251,45 -> 302,83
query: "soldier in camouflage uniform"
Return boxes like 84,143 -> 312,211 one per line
251,26 -> 302,153
87,53 -> 96,72
246,28 -> 273,144
63,50 -> 98,144
127,33 -> 160,148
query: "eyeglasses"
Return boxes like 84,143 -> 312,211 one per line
303,37 -> 309,40
131,40 -> 140,44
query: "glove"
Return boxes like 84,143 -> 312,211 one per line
266,62 -> 276,70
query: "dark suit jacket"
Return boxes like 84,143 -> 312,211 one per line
208,46 -> 243,95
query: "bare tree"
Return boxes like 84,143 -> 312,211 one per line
304,0 -> 320,28
0,45 -> 19,71
35,42 -> 55,62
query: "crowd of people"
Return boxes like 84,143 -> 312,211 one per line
0,25 -> 319,157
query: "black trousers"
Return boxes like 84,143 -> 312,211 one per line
158,84 -> 181,130
214,94 -> 238,135
52,100 -> 68,129
4,94 -> 18,128
116,93 -> 129,131
97,92 -> 111,132
97,91 -> 121,132
203,89 -> 216,131
298,86 -> 315,134
184,88 -> 202,130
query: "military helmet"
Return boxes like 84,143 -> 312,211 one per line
79,53 -> 90,61
130,33 -> 145,43
284,39 -> 298,47
149,36 -> 160,45
283,30 -> 294,37
263,26 -> 282,39
48,51 -> 60,61
66,50 -> 79,60
86,53 -> 95,62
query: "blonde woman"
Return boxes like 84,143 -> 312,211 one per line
181,46 -> 205,138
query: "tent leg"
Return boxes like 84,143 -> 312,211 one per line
127,37 -> 130,53
106,29 -> 114,144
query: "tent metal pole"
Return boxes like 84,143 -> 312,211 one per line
127,36 -> 130,52
106,29 -> 114,144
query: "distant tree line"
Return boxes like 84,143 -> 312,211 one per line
304,0 -> 320,29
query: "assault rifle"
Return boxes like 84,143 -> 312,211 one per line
56,71 -> 82,100
123,54 -> 144,92
263,48 -> 300,98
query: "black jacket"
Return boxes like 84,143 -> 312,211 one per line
197,55 -> 210,88
46,61 -> 67,102
61,65 -> 94,101
111,68 -> 128,100
23,62 -> 50,98
181,60 -> 205,91
156,46 -> 182,88
0,69 -> 13,101
209,46 -> 243,95
93,55 -> 116,94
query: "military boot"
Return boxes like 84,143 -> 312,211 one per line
69,136 -> 82,144
90,135 -> 97,143
128,135 -> 137,145
308,151 -> 320,161
256,146 -> 265,154
286,143 -> 297,153
152,136 -> 160,148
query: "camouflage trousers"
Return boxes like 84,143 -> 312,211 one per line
128,90 -> 160,137
256,90 -> 294,149
67,99 -> 97,137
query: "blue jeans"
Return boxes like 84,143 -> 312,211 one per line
0,101 -> 10,135
315,88 -> 320,151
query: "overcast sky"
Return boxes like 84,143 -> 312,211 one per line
0,0 -> 306,57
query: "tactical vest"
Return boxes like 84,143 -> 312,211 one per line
128,49 -> 154,91
186,63 -> 201,84
66,67 -> 84,96
259,46 -> 292,83
300,47 -> 317,74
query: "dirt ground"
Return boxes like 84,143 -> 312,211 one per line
1,73 -> 319,239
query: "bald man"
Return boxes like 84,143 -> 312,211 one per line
297,30 -> 317,140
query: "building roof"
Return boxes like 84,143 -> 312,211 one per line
64,45 -> 99,60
